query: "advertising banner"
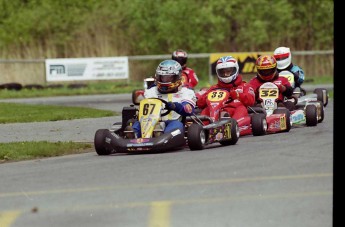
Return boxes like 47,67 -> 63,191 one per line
209,52 -> 271,75
45,57 -> 129,82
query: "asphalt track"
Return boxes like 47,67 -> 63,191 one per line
0,88 -> 334,227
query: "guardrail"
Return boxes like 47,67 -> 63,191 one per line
0,50 -> 334,85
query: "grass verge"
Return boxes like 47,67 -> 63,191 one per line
0,102 -> 116,124
0,103 -> 115,163
0,141 -> 92,163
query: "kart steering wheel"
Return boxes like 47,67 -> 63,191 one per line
151,98 -> 172,117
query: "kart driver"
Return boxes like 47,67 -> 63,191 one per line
172,49 -> 199,89
196,56 -> 255,121
248,54 -> 294,109
273,46 -> 305,89
127,59 -> 197,138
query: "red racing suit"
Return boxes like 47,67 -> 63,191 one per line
248,73 -> 293,103
181,67 -> 199,88
196,75 -> 255,120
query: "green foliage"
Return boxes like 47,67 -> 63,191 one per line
0,0 -> 333,56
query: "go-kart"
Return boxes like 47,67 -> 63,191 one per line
195,88 -> 267,137
248,82 -> 292,134
279,71 -> 328,126
94,97 -> 239,155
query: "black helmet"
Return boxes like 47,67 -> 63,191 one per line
172,49 -> 188,68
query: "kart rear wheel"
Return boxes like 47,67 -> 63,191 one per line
305,105 -> 318,126
273,108 -> 291,132
219,118 -> 239,146
318,101 -> 325,123
314,88 -> 328,107
187,123 -> 206,150
94,129 -> 113,155
251,113 -> 267,136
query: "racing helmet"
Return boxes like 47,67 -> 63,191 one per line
255,55 -> 277,81
172,49 -> 188,68
215,56 -> 239,84
155,59 -> 182,93
273,47 -> 292,70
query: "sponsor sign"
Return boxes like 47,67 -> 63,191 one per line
45,57 -> 129,81
210,52 -> 271,75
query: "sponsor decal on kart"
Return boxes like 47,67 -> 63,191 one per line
216,132 -> 224,141
105,137 -> 111,144
269,120 -> 283,130
239,125 -> 250,131
171,129 -> 181,137
224,123 -> 231,139
132,138 -> 150,143
127,142 -> 154,147
127,147 -> 151,151
279,116 -> 287,130
291,110 -> 305,124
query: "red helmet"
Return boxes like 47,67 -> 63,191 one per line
255,55 -> 277,81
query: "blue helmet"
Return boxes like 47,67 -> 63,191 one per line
155,60 -> 182,93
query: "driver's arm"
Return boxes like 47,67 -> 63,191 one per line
168,101 -> 195,116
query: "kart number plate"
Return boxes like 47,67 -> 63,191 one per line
207,91 -> 228,102
259,88 -> 279,99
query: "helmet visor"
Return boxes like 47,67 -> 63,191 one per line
217,67 -> 237,78
157,74 -> 175,83
258,68 -> 276,77
274,53 -> 289,61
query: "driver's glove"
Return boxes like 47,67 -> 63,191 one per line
229,90 -> 239,100
273,81 -> 286,92
166,102 -> 176,110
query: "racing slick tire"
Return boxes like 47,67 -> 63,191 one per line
187,123 -> 206,150
305,105 -> 318,126
219,118 -> 239,146
273,108 -> 291,132
94,129 -> 113,155
318,101 -> 325,123
251,113 -> 267,136
314,88 -> 328,107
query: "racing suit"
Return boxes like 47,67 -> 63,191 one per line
132,85 -> 196,137
277,63 -> 305,88
181,67 -> 199,88
197,75 -> 255,120
248,73 -> 293,103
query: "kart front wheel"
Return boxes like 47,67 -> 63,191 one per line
219,118 -> 239,146
314,88 -> 328,107
94,129 -> 113,155
251,113 -> 267,136
305,105 -> 318,126
187,123 -> 206,150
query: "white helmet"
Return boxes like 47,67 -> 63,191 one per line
274,47 -> 292,70
215,56 -> 239,84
